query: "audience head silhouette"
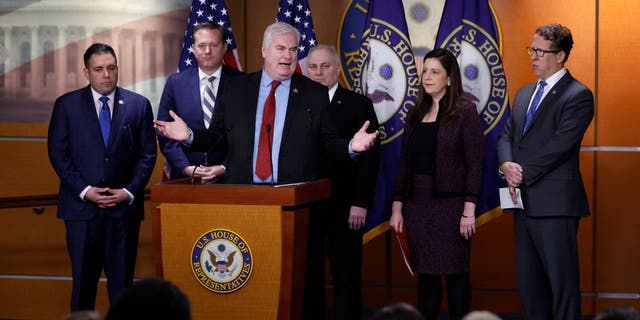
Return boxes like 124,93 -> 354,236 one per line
105,278 -> 190,320
595,306 -> 640,320
64,310 -> 101,320
371,302 -> 424,320
463,310 -> 502,320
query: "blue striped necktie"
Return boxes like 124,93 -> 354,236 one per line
202,76 -> 216,128
98,96 -> 110,146
523,80 -> 547,134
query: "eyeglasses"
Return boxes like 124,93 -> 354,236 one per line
526,46 -> 561,57
195,42 -> 221,52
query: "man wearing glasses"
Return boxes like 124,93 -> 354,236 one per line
497,24 -> 594,320
157,22 -> 242,182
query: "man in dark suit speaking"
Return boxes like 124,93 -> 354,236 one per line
48,43 -> 157,311
157,22 -> 242,182
303,44 -> 380,320
497,24 -> 594,320
154,22 -> 378,184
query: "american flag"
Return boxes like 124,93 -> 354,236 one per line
276,0 -> 317,75
178,0 -> 242,72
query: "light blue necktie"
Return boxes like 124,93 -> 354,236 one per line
202,76 -> 216,128
522,80 -> 547,134
99,96 -> 110,147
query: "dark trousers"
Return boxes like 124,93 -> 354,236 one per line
514,213 -> 581,320
417,273 -> 471,320
65,212 -> 141,311
303,205 -> 363,320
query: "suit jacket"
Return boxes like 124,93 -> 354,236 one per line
394,101 -> 485,203
497,71 -> 594,217
323,86 -> 380,221
157,65 -> 243,179
48,85 -> 157,221
191,72 -> 350,184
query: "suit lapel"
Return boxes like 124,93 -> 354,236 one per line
188,68 -> 203,121
108,88 -> 127,150
516,84 -> 536,138
246,72 -> 261,142
281,73 -> 304,146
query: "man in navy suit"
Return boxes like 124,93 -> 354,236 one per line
154,22 -> 378,184
48,43 -> 157,311
497,24 -> 594,320
157,22 -> 242,182
303,44 -> 380,320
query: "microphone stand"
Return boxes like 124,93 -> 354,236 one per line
266,124 -> 275,186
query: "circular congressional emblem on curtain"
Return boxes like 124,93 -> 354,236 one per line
437,20 -> 508,134
191,229 -> 253,294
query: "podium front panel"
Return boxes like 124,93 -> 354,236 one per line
160,203 -> 285,319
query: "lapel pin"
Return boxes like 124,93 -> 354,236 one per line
293,88 -> 299,94
118,100 -> 124,105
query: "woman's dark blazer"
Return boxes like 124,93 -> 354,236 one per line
393,101 -> 485,204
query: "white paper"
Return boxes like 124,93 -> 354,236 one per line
499,187 -> 524,209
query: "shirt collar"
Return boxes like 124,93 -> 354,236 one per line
199,66 -> 222,81
260,69 -> 291,89
539,68 -> 567,89
90,87 -> 115,105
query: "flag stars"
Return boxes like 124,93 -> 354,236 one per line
226,37 -> 232,45
185,58 -> 192,66
294,16 -> 301,23
196,9 -> 204,17
207,15 -> 214,21
188,47 -> 194,54
284,10 -> 291,17
301,34 -> 307,40
304,21 -> 309,28
305,9 -> 311,16
218,20 -> 225,26
299,45 -> 305,52
211,3 -> 217,10
297,4 -> 303,10
221,8 -> 227,15
287,0 -> 294,5
199,0 -> 206,4
308,39 -> 316,46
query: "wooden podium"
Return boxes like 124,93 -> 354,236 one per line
151,179 -> 330,320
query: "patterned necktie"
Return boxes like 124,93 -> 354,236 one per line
98,96 -> 110,147
522,80 -> 547,134
255,80 -> 281,180
202,76 -> 216,128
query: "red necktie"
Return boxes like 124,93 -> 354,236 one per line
256,80 -> 280,180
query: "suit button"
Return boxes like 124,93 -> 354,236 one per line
105,157 -> 109,162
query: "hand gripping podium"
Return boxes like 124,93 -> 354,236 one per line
151,179 -> 330,320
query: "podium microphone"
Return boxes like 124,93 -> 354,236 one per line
266,124 -> 275,186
